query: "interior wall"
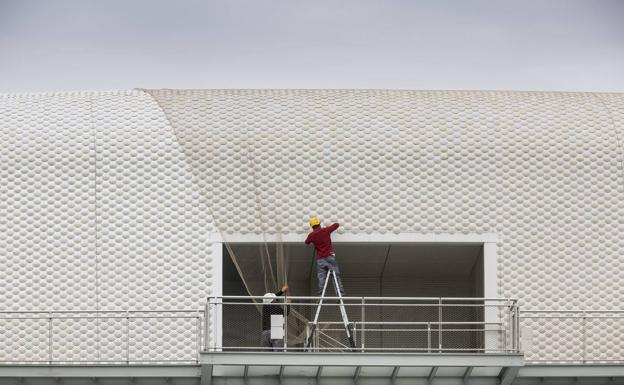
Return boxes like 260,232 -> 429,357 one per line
223,243 -> 484,297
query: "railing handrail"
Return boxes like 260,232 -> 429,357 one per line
522,315 -> 624,319
311,321 -> 505,325
0,315 -> 201,320
0,309 -> 201,314
523,309 -> 624,314
207,302 -> 511,308
209,295 -> 517,302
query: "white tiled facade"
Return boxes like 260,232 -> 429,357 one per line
0,89 -> 622,362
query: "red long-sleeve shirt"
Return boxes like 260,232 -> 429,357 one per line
305,223 -> 339,259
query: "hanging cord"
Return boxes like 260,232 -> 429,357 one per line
140,90 -> 290,302
137,90 -> 355,350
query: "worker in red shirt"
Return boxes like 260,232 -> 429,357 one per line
305,217 -> 345,296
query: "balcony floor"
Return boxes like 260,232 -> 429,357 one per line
201,351 -> 524,385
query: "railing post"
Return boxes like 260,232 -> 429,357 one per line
214,297 -> 219,352
196,314 -> 201,363
510,302 -> 515,353
581,311 -> 586,363
361,297 -> 365,352
283,297 -> 288,352
204,297 -> 210,351
427,322 -> 431,353
97,311 -> 101,362
126,311 -> 130,364
515,303 -> 521,353
218,297 -> 224,352
505,301 -> 511,353
438,298 -> 442,352
213,298 -> 217,352
48,312 -> 52,364
512,303 -> 516,352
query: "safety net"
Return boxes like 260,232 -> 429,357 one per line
140,89 -> 389,346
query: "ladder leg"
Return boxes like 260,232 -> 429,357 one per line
314,269 -> 331,324
305,266 -> 332,349
305,267 -> 355,351
332,270 -> 356,350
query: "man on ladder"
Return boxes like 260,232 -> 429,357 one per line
305,217 -> 345,296
305,217 -> 355,349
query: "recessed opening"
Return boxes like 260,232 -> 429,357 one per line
221,240 -> 486,351
223,242 -> 484,297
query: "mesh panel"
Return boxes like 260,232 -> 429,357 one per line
130,316 -> 199,362
585,316 -> 624,363
222,302 -> 263,350
51,317 -> 98,362
0,317 -> 49,363
522,313 -> 624,363
0,312 -> 201,363
99,317 -> 128,362
218,298 -> 512,353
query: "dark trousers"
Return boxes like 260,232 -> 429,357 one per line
316,255 -> 345,296
260,330 -> 284,351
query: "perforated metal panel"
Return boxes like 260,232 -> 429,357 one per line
0,89 -> 623,362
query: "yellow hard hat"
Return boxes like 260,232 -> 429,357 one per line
309,217 -> 321,228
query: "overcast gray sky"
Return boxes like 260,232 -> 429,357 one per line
1,0 -> 623,93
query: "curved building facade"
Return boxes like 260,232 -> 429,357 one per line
0,89 -> 623,371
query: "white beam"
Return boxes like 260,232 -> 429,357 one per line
483,241 -> 499,352
211,233 -> 497,244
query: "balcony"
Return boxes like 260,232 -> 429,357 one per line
201,295 -> 523,384
2,300 -> 624,384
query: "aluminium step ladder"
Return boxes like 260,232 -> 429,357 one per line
305,269 -> 356,351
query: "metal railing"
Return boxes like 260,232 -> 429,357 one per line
0,310 -> 203,364
521,310 -> 624,364
205,296 -> 520,354
4,303 -> 622,364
